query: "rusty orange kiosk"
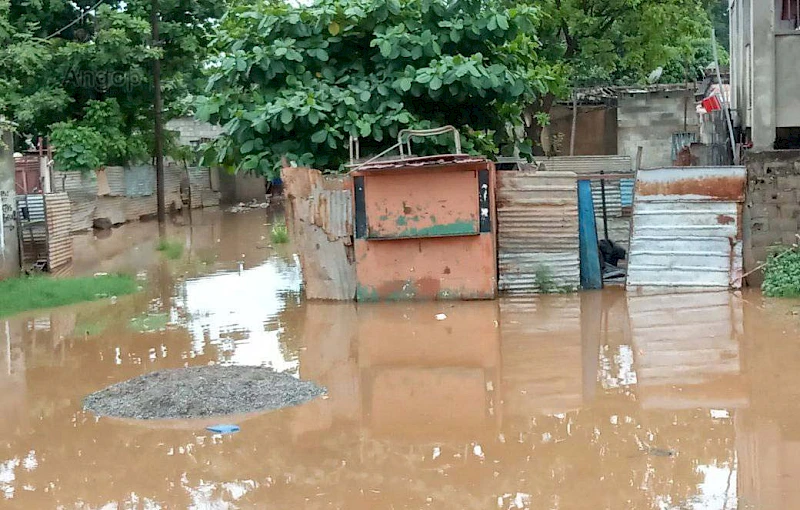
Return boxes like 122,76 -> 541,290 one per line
349,127 -> 497,301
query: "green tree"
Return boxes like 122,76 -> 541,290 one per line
0,0 -> 224,169
196,0 -> 563,176
523,0 -> 722,150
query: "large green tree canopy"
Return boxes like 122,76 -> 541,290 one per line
196,0 -> 564,176
198,0 -> 724,173
0,0 -> 223,169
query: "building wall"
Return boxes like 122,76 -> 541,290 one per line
548,105 -> 617,156
165,117 -> 224,147
617,90 -> 699,168
731,0 -> 800,148
743,150 -> 800,286
775,36 -> 800,129
1,129 -> 19,278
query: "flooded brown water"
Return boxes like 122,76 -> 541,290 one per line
1,208 -> 800,509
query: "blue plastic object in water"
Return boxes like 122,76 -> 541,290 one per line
206,424 -> 240,434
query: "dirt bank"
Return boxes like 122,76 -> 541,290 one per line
83,366 -> 325,420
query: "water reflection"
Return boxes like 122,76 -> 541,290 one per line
0,208 -> 799,508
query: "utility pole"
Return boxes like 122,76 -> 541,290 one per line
151,0 -> 166,225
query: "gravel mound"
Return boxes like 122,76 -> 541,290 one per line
83,366 -> 326,420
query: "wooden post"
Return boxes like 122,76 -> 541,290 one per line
570,92 -> 578,156
151,0 -> 165,225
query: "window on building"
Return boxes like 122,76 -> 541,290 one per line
782,0 -> 800,27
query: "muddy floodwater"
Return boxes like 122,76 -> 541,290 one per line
1,207 -> 800,509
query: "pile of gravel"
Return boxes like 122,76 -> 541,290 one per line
83,366 -> 326,420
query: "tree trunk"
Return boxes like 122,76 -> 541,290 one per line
524,92 -> 556,157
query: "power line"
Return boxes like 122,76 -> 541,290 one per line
45,0 -> 106,40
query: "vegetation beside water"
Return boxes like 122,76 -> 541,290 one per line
762,244 -> 800,298
156,239 -> 184,260
271,223 -> 289,245
0,274 -> 138,317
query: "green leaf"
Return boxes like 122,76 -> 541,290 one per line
398,77 -> 413,91
496,15 -> 509,31
280,109 -> 293,124
311,129 -> 328,143
241,140 -> 255,154
328,22 -> 340,36
360,90 -> 371,101
429,77 -> 442,90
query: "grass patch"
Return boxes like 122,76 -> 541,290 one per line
270,223 -> 289,244
156,238 -> 184,260
0,274 -> 138,318
762,245 -> 800,298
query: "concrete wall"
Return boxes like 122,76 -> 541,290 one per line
731,0 -> 800,148
743,150 -> 800,286
617,90 -> 699,168
1,129 -> 19,278
165,117 -> 223,147
549,105 -> 617,156
218,171 -> 267,204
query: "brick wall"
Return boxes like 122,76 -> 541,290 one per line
617,90 -> 699,168
743,150 -> 800,286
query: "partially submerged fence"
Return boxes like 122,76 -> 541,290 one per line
54,164 -> 220,232
496,171 -> 580,293
282,166 -> 355,300
626,166 -> 746,290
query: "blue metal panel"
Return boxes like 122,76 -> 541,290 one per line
578,180 -> 602,290
620,178 -> 635,208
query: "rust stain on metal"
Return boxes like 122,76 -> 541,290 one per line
352,158 -> 497,301
717,214 -> 735,225
282,166 -> 355,300
636,176 -> 745,201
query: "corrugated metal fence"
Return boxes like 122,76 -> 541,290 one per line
496,171 -> 580,293
54,164 -> 205,232
539,156 -> 633,219
626,166 -> 746,290
44,193 -> 72,272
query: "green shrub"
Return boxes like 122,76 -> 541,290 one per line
271,224 -> 289,244
156,239 -> 184,260
762,246 -> 800,298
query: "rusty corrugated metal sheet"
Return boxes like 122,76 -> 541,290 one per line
355,154 -> 486,172
282,166 -> 355,300
626,166 -> 746,290
44,193 -> 73,271
497,171 -> 580,293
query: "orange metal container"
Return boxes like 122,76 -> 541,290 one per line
350,154 -> 497,301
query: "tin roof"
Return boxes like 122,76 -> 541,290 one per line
351,154 -> 487,173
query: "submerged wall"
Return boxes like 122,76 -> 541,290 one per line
282,166 -> 355,300
743,150 -> 800,286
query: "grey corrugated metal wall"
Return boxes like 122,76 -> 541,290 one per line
496,171 -> 580,294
